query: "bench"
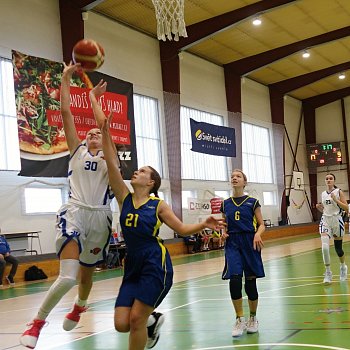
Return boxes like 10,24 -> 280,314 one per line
2,254 -> 59,286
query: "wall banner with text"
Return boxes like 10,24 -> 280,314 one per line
187,198 -> 211,215
190,118 -> 236,157
12,50 -> 137,179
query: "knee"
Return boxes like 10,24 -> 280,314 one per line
129,312 -> 146,332
244,278 -> 258,301
321,235 -> 330,247
114,319 -> 130,333
58,275 -> 76,290
334,240 -> 344,257
229,275 -> 243,300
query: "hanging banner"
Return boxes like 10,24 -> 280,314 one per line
210,197 -> 223,214
190,118 -> 236,157
12,50 -> 137,179
187,198 -> 211,215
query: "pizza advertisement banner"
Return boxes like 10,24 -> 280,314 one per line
12,50 -> 137,179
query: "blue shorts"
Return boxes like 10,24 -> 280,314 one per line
115,246 -> 173,308
222,232 -> 265,279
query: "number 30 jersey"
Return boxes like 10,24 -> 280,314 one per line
120,193 -> 163,253
68,144 -> 113,207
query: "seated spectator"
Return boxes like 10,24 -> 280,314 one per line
0,231 -> 19,288
192,233 -> 202,253
106,232 -> 126,268
200,229 -> 212,251
211,230 -> 225,249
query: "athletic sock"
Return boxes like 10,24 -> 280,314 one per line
75,296 -> 87,307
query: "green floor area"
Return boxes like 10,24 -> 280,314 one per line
44,243 -> 350,350
1,234 -> 350,350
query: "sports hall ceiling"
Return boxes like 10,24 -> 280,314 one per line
76,0 -> 350,101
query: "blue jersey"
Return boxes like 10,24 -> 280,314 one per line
120,193 -> 163,253
0,235 -> 10,255
221,196 -> 260,234
221,195 -> 264,279
116,193 -> 173,308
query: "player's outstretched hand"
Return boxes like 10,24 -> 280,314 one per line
90,79 -> 107,98
204,216 -> 226,231
62,61 -> 81,78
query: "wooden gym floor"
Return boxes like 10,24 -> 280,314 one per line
1,232 -> 350,350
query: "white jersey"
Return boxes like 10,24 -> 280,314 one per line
68,144 -> 113,208
321,188 -> 341,217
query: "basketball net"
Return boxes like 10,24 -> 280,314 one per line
152,0 -> 188,41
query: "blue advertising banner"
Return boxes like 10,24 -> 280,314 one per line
190,118 -> 236,157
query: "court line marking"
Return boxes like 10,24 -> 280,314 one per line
193,344 -> 350,350
5,237 -> 350,349
29,285 -> 350,349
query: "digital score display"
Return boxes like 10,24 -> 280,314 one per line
307,142 -> 342,168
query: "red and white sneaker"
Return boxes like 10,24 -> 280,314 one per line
20,319 -> 47,349
63,303 -> 88,331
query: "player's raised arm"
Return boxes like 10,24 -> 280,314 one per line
60,62 -> 81,153
89,89 -> 129,206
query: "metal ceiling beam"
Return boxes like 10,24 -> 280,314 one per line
302,86 -> 350,109
269,61 -> 350,94
225,26 -> 350,75
159,0 -> 297,60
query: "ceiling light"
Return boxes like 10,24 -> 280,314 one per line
252,17 -> 262,26
339,72 -> 346,80
302,50 -> 310,58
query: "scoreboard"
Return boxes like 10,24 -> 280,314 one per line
306,142 -> 342,168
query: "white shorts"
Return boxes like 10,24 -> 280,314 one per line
55,202 -> 112,266
319,215 -> 344,238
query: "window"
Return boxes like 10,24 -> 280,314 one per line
242,122 -> 273,183
23,187 -> 64,214
263,191 -> 276,206
182,190 -> 196,209
0,57 -> 20,170
180,106 -> 228,181
133,94 -> 163,177
215,190 -> 230,199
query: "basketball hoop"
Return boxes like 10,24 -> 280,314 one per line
152,0 -> 188,41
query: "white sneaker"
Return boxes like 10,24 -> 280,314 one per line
340,265 -> 348,281
146,312 -> 165,349
232,317 -> 246,337
246,316 -> 259,334
323,270 -> 332,284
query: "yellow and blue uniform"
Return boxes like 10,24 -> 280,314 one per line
221,195 -> 265,279
115,193 -> 173,308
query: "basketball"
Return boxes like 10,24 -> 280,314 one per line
72,39 -> 105,71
